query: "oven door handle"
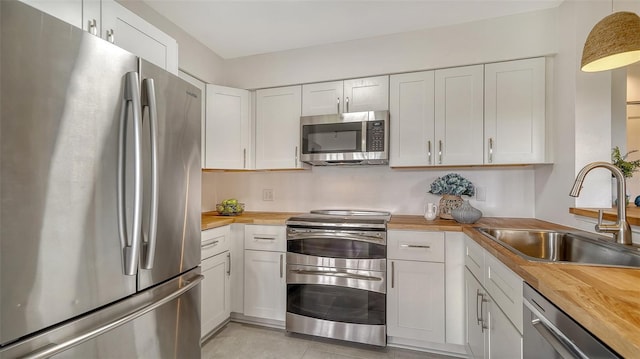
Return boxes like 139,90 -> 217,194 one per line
287,230 -> 384,245
289,269 -> 383,282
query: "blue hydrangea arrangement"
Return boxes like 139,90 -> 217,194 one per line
429,173 -> 475,196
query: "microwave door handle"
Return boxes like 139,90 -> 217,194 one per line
337,97 -> 340,114
361,121 -> 367,153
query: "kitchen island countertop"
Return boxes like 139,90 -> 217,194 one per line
201,211 -> 640,357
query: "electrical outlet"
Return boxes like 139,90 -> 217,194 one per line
262,189 -> 274,201
475,186 -> 486,202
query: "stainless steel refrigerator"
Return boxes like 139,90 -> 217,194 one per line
0,1 -> 202,357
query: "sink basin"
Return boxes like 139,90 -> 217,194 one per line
476,228 -> 640,268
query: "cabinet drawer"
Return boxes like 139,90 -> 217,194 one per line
464,235 -> 484,283
244,225 -> 286,252
388,230 -> 445,262
484,253 -> 523,334
202,225 -> 231,259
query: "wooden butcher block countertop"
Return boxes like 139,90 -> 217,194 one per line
201,212 -> 640,357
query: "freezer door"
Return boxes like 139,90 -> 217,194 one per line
0,1 -> 140,345
0,268 -> 202,359
138,60 -> 202,290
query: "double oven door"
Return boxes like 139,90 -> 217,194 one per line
285,226 -> 387,346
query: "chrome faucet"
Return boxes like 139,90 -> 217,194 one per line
570,161 -> 632,245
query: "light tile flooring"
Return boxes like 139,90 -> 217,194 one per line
201,322 -> 459,359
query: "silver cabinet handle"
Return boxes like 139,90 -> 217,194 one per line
23,274 -> 203,359
427,140 -> 432,164
141,78 -> 159,270
201,239 -> 220,248
88,19 -> 97,36
345,96 -> 350,113
488,137 -> 494,163
254,236 -> 276,241
337,97 -> 340,113
391,261 -> 395,288
438,140 -> 443,164
243,148 -> 247,168
106,29 -> 115,43
227,252 -> 231,276
476,289 -> 483,325
400,244 -> 431,249
280,254 -> 284,278
480,292 -> 488,332
294,146 -> 298,167
117,72 -> 143,276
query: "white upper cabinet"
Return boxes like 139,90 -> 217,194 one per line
205,85 -> 251,170
389,71 -> 435,167
255,86 -> 303,170
484,57 -> 547,164
101,0 -> 178,74
301,81 -> 344,116
343,76 -> 389,113
302,76 -> 389,116
20,0 -> 83,28
435,65 -> 485,166
20,0 -> 178,74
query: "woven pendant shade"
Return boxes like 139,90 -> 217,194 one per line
581,11 -> 640,72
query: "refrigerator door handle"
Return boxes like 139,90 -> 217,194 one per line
140,78 -> 159,270
118,72 -> 144,276
19,275 -> 203,359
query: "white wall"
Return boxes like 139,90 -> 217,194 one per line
117,0 -> 225,84
223,8 -> 558,90
203,167 -> 535,217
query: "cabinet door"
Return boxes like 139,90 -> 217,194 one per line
435,65 -> 484,165
244,250 -> 286,321
487,303 -> 522,359
205,85 -> 250,169
484,58 -> 546,164
255,86 -> 303,169
389,71 -> 436,167
19,0 -> 83,28
101,0 -> 178,74
229,224 -> 244,314
302,81 -> 343,116
387,260 -> 445,343
201,251 -> 231,338
465,269 -> 487,359
343,76 -> 389,113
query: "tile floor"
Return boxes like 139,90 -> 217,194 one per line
201,322 -> 460,359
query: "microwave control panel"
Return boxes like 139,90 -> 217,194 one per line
366,121 -> 385,152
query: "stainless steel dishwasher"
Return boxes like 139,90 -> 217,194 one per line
523,283 -> 620,359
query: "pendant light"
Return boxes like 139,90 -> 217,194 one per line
581,11 -> 640,72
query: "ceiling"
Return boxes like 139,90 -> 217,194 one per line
139,0 -> 563,59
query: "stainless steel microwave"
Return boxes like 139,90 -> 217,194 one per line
300,111 -> 389,166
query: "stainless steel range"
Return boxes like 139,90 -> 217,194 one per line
285,210 -> 391,346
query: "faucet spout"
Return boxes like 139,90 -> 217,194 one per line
570,161 -> 632,245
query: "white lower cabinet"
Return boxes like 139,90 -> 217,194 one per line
243,250 -> 286,321
243,225 -> 287,321
387,260 -> 445,342
386,230 -> 466,355
201,251 -> 230,339
464,235 -> 523,359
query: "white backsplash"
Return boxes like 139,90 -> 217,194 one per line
202,166 -> 536,217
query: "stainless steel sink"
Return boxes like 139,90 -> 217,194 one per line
476,227 -> 640,268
